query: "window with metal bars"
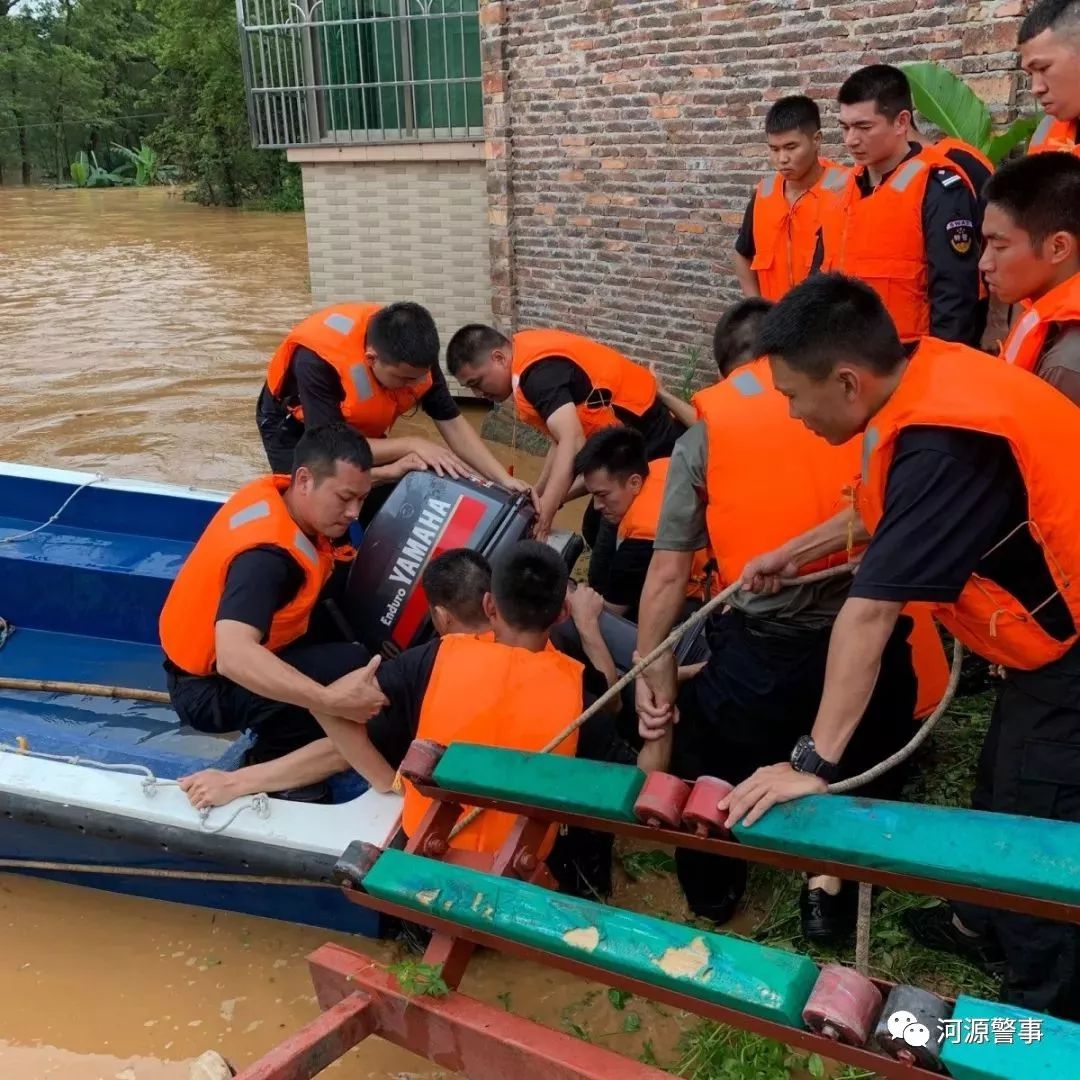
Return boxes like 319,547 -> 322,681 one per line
237,0 -> 483,148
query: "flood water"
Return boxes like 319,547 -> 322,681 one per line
0,186 -> 695,1077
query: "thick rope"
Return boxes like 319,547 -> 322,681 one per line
855,881 -> 873,975
0,473 -> 105,544
448,564 -> 855,839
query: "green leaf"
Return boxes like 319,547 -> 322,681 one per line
986,115 -> 1041,165
639,1040 -> 659,1066
622,1012 -> 642,1033
903,62 -> 991,150
808,1052 -> 826,1078
607,988 -> 632,1011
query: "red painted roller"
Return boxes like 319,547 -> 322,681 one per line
398,739 -> 447,786
633,772 -> 691,829
802,964 -> 883,1046
682,775 -> 735,838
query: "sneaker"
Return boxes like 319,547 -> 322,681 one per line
903,903 -> 1006,969
800,881 -> 858,944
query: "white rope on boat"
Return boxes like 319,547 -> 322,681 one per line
0,472 -> 106,544
0,740 -> 271,833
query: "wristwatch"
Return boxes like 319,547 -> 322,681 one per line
790,735 -> 840,783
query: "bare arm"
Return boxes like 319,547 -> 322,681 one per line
809,597 -> 903,763
311,711 -> 398,793
657,387 -> 697,429
366,434 -> 469,478
567,585 -> 620,715
534,404 -> 586,539
732,252 -> 761,298
179,739 -> 346,810
435,414 -> 524,490
741,506 -> 866,594
534,444 -> 557,497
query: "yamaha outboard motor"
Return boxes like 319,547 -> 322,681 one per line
344,471 -> 584,656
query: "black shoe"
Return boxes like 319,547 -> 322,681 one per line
271,781 -> 332,804
800,881 -> 858,944
686,888 -> 741,926
903,903 -> 1006,969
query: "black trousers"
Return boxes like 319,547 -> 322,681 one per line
582,503 -> 618,592
256,385 -> 304,475
167,639 -> 412,769
669,611 -> 917,922
951,668 -> 1080,1020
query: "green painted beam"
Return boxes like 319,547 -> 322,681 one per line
432,745 -> 644,822
363,849 -> 819,1027
733,796 -> 1080,905
940,995 -> 1080,1079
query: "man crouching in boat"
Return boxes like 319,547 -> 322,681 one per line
159,423 -> 391,782
177,546 -> 497,809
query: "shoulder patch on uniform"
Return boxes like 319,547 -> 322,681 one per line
946,217 -> 975,256
932,167 -> 962,187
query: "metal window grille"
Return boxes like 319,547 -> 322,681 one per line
236,0 -> 484,148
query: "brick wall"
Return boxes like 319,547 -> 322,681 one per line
485,0 -> 1032,385
298,158 -> 492,372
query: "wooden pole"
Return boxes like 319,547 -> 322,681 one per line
0,676 -> 169,704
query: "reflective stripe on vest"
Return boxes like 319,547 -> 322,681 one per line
1028,116 -> 1080,157
510,329 -> 658,439
821,146 -> 970,340
265,303 -> 431,437
401,636 -> 583,855
159,476 -> 335,677
858,337 -> 1080,670
821,166 -> 848,192
1001,273 -> 1080,376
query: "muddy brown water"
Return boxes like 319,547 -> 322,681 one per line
0,187 -> 701,1077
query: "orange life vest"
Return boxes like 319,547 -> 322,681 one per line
1028,116 -> 1080,158
159,476 -> 334,676
510,329 -> 658,439
694,363 -> 949,716
750,160 -> 849,301
402,635 -> 583,855
616,457 -> 710,601
935,137 -> 994,180
265,303 -> 433,437
821,146 -> 974,341
1000,272 -> 1080,380
857,337 -> 1080,670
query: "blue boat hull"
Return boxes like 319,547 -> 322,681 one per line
0,463 -> 392,937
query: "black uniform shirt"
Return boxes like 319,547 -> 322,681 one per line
517,357 -> 684,458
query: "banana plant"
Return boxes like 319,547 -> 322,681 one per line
110,141 -> 160,186
85,151 -> 133,188
903,62 -> 1041,165
69,151 -> 90,187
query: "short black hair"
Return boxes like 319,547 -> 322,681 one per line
838,64 -> 914,122
366,301 -> 439,369
758,274 -> 905,380
446,324 -> 510,376
1019,0 -> 1080,44
292,422 -> 373,480
713,298 -> 774,376
491,540 -> 568,632
574,426 -> 650,483
765,96 -> 822,137
985,153 -> 1080,247
422,548 -> 491,626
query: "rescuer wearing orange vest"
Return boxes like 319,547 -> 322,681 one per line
258,301 -> 529,501
816,65 -> 983,346
446,324 -> 683,590
725,274 -> 1080,1020
1021,0 -> 1080,158
632,297 -> 925,940
732,96 -> 849,302
575,427 -> 710,621
177,547 -> 496,811
981,153 -> 1080,406
160,424 -> 390,781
